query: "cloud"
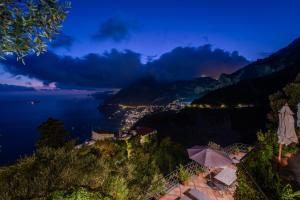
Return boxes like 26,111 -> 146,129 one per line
145,44 -> 249,80
1,50 -> 142,89
92,16 -> 138,42
1,45 -> 249,89
0,84 -> 34,92
50,34 -> 74,49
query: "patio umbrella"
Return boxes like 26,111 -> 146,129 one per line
277,103 -> 299,161
187,146 -> 232,169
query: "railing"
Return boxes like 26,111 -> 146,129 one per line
222,143 -> 252,155
143,161 -> 206,200
237,143 -> 269,200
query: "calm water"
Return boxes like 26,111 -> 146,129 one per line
0,90 -> 117,165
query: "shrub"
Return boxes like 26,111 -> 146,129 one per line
207,141 -> 221,150
178,164 -> 190,183
235,131 -> 300,200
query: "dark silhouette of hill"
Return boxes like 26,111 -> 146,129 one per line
194,37 -> 300,107
193,61 -> 300,107
219,37 -> 300,84
134,37 -> 300,147
103,75 -> 219,106
135,107 -> 267,147
104,37 -> 300,109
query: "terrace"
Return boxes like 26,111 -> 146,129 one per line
145,143 -> 251,200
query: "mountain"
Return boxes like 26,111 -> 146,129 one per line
103,75 -> 219,106
134,107 -> 267,147
102,36 -> 300,118
193,38 -> 300,107
0,84 -> 35,92
134,37 -> 300,147
219,37 -> 300,85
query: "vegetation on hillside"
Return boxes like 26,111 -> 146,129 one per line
0,119 -> 186,200
235,131 -> 300,200
269,74 -> 300,125
235,73 -> 300,200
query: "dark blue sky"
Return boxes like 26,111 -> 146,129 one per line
1,0 -> 300,89
59,0 -> 300,60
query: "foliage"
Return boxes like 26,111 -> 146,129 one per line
0,0 -> 70,62
235,131 -> 300,200
31,187 -> 111,200
178,164 -> 190,183
104,176 -> 128,200
36,118 -> 70,149
234,167 -> 264,200
207,141 -> 221,150
0,133 -> 186,200
280,184 -> 300,200
229,146 -> 240,155
269,73 -> 300,124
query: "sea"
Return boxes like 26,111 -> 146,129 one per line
0,90 -> 118,166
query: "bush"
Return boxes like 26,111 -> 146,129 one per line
207,141 -> 221,150
235,131 -> 300,200
178,164 -> 190,183
0,135 -> 185,200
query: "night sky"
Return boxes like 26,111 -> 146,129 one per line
1,0 -> 300,89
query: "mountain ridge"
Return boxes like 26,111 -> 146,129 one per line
102,37 -> 300,109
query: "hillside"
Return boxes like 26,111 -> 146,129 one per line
193,37 -> 300,107
134,37 -> 300,148
219,37 -> 300,84
193,56 -> 300,107
134,107 -> 267,147
103,37 -> 300,109
103,76 -> 219,106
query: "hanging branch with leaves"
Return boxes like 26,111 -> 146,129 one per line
0,0 -> 71,63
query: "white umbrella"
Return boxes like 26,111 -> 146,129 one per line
277,103 -> 298,161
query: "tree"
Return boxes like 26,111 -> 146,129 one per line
269,73 -> 300,124
37,118 -> 69,148
0,0 -> 70,62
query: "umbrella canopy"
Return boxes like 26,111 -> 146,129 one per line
277,104 -> 298,145
187,146 -> 232,168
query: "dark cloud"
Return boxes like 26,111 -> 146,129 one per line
1,45 -> 249,89
2,49 -> 142,89
92,16 -> 138,42
50,34 -> 74,49
145,44 -> 249,80
0,84 -> 34,92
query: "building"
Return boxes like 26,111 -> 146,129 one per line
91,130 -> 115,141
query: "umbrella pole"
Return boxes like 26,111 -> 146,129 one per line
278,143 -> 282,162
